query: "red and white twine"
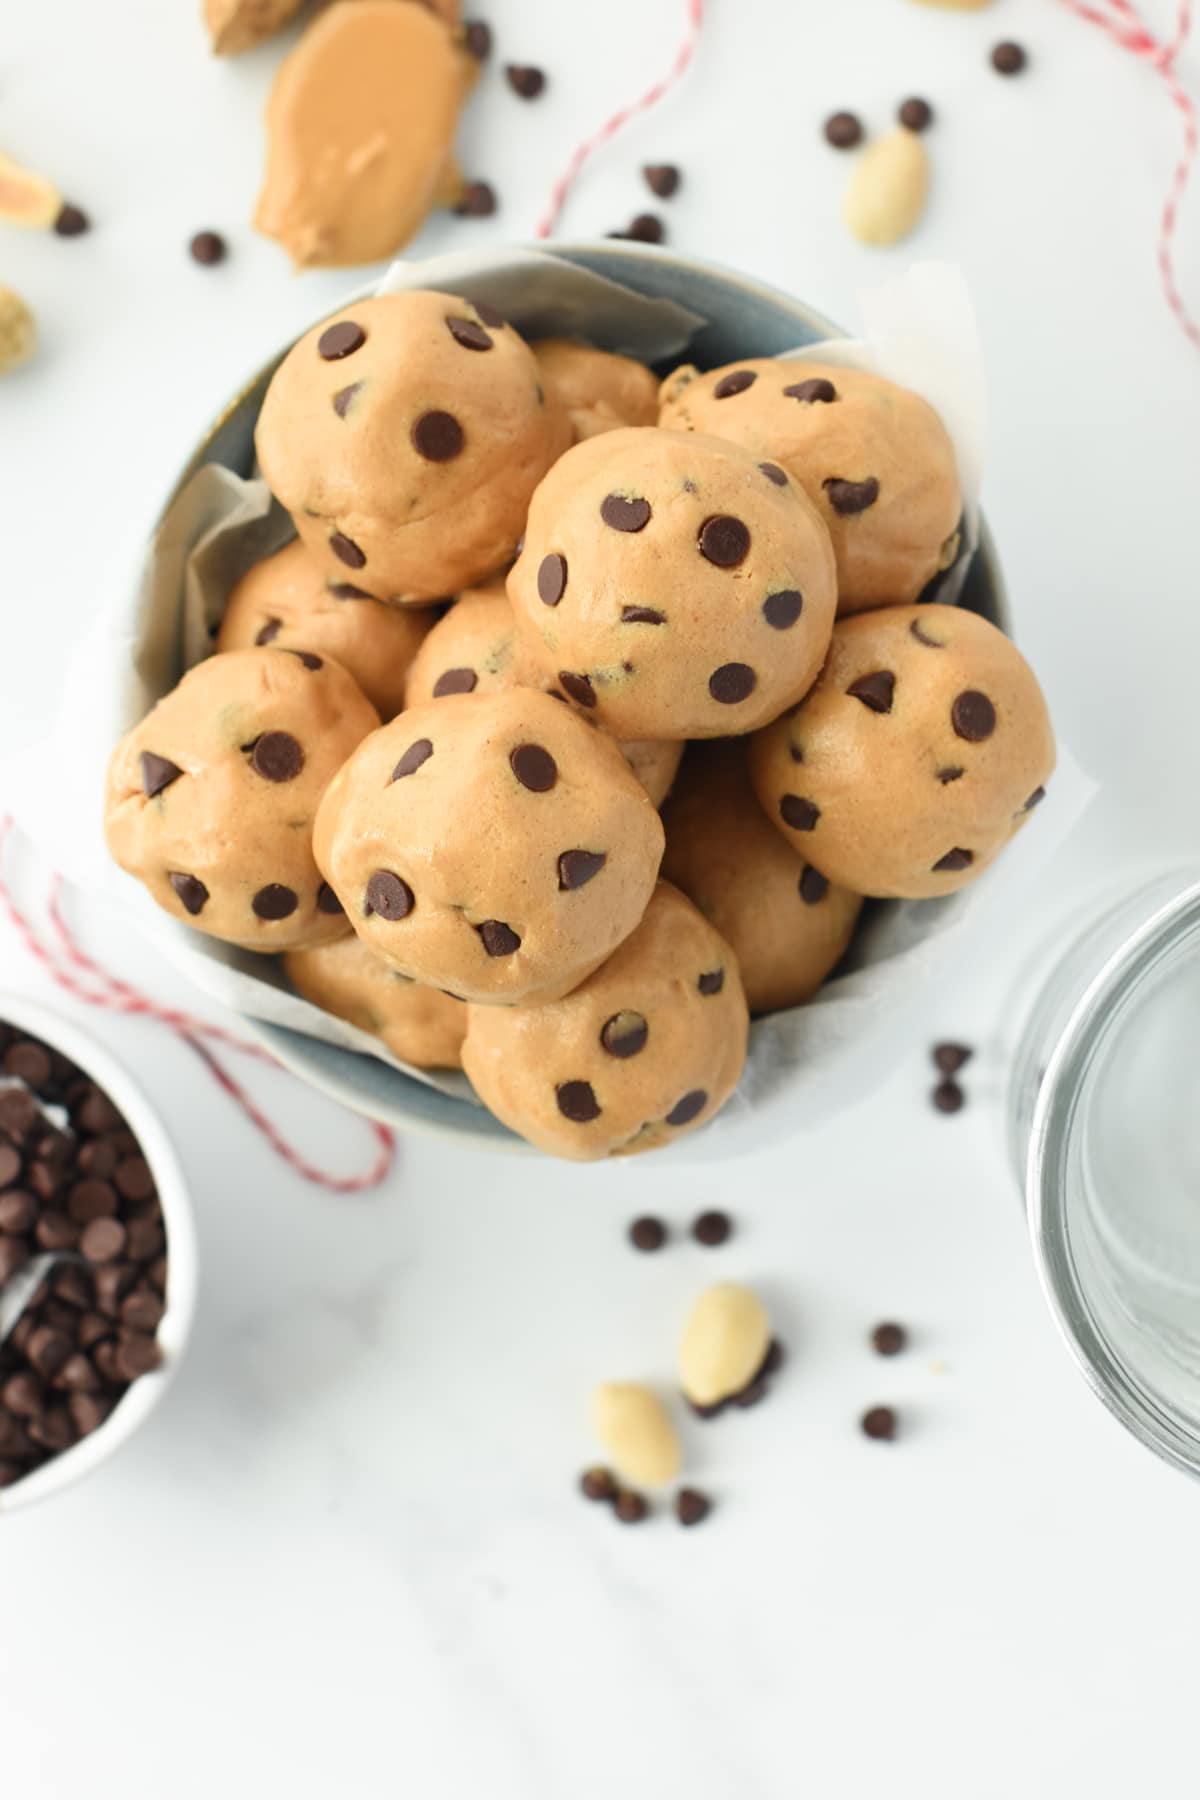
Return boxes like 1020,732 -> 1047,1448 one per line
1058,0 -> 1198,348
0,819 -> 396,1195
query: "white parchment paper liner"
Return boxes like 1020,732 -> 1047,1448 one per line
0,249 -> 1094,1129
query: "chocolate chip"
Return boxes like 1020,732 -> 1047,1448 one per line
478,919 -> 521,956
780,795 -> 820,832
288,650 -> 323,670
621,606 -> 665,624
933,848 -> 973,872
932,1078 -> 965,1114
317,883 -> 344,916
643,163 -> 680,198
114,1156 -> 154,1203
121,1287 -> 165,1334
708,663 -> 756,705
510,743 -> 558,792
125,1216 -> 165,1262
189,229 -> 226,265
697,969 -> 724,996
629,1216 -> 666,1252
115,1332 -> 161,1381
848,670 -> 895,713
872,1321 -> 907,1356
614,1489 -> 649,1523
756,590 -> 803,634
169,873 -> 208,915
332,383 -> 361,418
601,1011 -> 648,1058
713,370 -> 757,399
761,1339 -> 785,1379
824,111 -> 863,148
951,690 -> 996,742
446,315 -> 493,351
910,616 -> 945,648
365,872 -> 414,921
675,1487 -> 713,1527
558,672 -> 596,708
759,461 -> 789,486
0,1236 -> 29,1283
250,730 -> 304,782
581,1465 -> 618,1501
80,1217 -> 126,1263
698,515 -> 750,568
505,63 -> 545,97
735,1379 -> 768,1410
53,201 -> 90,236
938,766 -> 964,785
933,1042 -> 973,1075
600,494 -> 652,532
556,1080 -> 601,1123
456,180 -> 497,217
991,40 -> 1027,74
330,531 -> 367,570
412,410 -> 464,462
432,667 -> 477,697
68,1179 -> 118,1223
824,477 -> 880,515
692,1209 -> 731,1246
140,753 -> 183,798
538,553 -> 567,605
898,96 -> 933,131
318,320 -> 366,360
666,1090 -> 706,1128
785,377 -> 838,404
558,850 -> 606,890
253,884 -> 298,920
255,619 -> 282,646
329,583 -> 371,599
861,1405 -> 897,1440
0,1142 -> 21,1189
0,1188 -> 35,1231
1022,786 -> 1046,813
464,19 -> 491,59
627,213 -> 664,243
392,739 -> 434,781
798,865 -> 829,905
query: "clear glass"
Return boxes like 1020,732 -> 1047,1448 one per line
1009,869 -> 1200,1478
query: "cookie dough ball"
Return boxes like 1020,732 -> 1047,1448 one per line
403,584 -> 684,805
105,649 -> 380,950
284,936 -> 466,1069
748,604 -> 1055,899
508,427 -> 837,740
314,689 -> 665,1005
256,291 -> 569,603
659,360 -> 961,614
662,740 -> 863,1013
532,339 -> 659,442
217,538 -> 434,719
462,883 -> 748,1159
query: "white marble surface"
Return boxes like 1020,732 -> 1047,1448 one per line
3,0 -> 1200,1793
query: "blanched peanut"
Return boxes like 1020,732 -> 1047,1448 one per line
0,288 -> 36,377
679,1283 -> 770,1407
844,127 -> 930,248
591,1383 -> 681,1488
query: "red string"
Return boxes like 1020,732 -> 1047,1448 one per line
534,0 -> 705,238
0,818 -> 396,1195
1057,0 -> 1199,349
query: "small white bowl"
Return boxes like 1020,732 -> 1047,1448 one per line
0,993 -> 197,1515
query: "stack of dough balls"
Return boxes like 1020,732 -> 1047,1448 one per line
103,287 -> 1057,1159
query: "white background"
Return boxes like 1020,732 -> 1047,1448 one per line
3,0 -> 1200,1794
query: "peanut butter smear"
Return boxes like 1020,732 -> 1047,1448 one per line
254,0 -> 472,269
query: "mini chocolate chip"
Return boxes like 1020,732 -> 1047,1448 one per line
510,743 -> 558,792
317,883 -> 344,916
433,667 -> 477,697
332,382 -> 361,418
169,873 -> 208,915
446,315 -> 493,351
785,376 -> 837,404
464,18 -> 491,59
140,753 -> 183,798
318,320 -> 366,360
760,1340 -> 785,1379
872,1322 -> 908,1356
824,111 -> 863,149
52,202 -> 90,240
780,795 -> 820,831
643,163 -> 681,198
798,865 -> 829,905
253,884 -> 298,920
538,554 -> 568,605
698,969 -> 724,996
600,494 -> 651,532
938,766 -> 965,785
556,1080 -> 601,1123
558,672 -> 596,708
250,730 -> 304,782
365,872 -> 414,921
255,619 -> 282,645
933,1042 -> 973,1075
709,663 -> 756,705
933,848 -> 973,872
330,531 -> 366,569
847,670 -> 895,713
188,229 -> 226,265
621,605 -> 665,624
759,461 -> 789,486
713,369 -> 757,399
692,1209 -> 731,1246
861,1405 -> 897,1440
392,738 -> 434,780
698,515 -> 750,568
898,96 -> 933,131
824,476 -> 880,515
581,1466 -> 618,1501
614,1489 -> 649,1522
666,1090 -> 707,1128
558,850 -> 606,890
1022,786 -> 1047,812
412,410 -> 464,462
991,40 -> 1027,74
328,583 -> 371,599
675,1487 -> 713,1527
761,590 -> 803,631
478,919 -> 521,956
456,180 -> 497,217
627,213 -> 664,243
933,1078 -> 966,1114
951,690 -> 996,741
505,62 -> 545,97
910,616 -> 945,648
80,1217 -> 126,1263
600,1011 -> 648,1058
288,651 -> 323,670
629,1216 -> 666,1252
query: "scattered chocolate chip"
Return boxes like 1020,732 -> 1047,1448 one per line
692,1209 -> 731,1246
250,730 -> 304,783
708,663 -> 756,705
736,1380 -> 768,1409
761,1340 -> 785,1379
937,766 -> 965,785
698,515 -> 750,568
53,203 -> 90,236
332,383 -> 361,418
991,40 -> 1027,74
785,377 -> 838,404
861,1405 -> 898,1440
556,1080 -> 601,1123
168,873 -> 208,916
621,606 -> 665,624
898,97 -> 933,131
432,667 -> 477,697
580,1465 -> 617,1501
629,1216 -> 666,1252
392,738 -> 434,780
464,19 -> 492,59
446,315 -> 493,352
780,795 -> 820,832
910,617 -> 945,648
318,320 -> 366,360
951,690 -> 996,742
824,111 -> 863,149
365,872 -> 414,921
456,180 -> 497,217
255,619 -> 282,646
558,672 -> 596,708
713,369 -> 757,399
848,670 -> 895,713
872,1322 -> 908,1356
140,753 -> 183,798
558,850 -> 606,891
510,743 -> 558,792
477,919 -> 521,957
697,969 -> 724,996
666,1090 -> 707,1128
600,494 -> 652,532
824,476 -> 880,515
505,63 -> 545,98
600,1012 -> 648,1058
317,884 -> 344,916
252,884 -> 298,921
411,410 -> 464,462
933,848 -> 973,873
189,230 -> 226,265
627,213 -> 664,243
614,1489 -> 649,1523
675,1487 -> 713,1527
932,1078 -> 965,1114
643,163 -> 681,198
330,530 -> 366,569
933,1042 -> 973,1075
798,865 -> 829,905
538,553 -> 567,605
